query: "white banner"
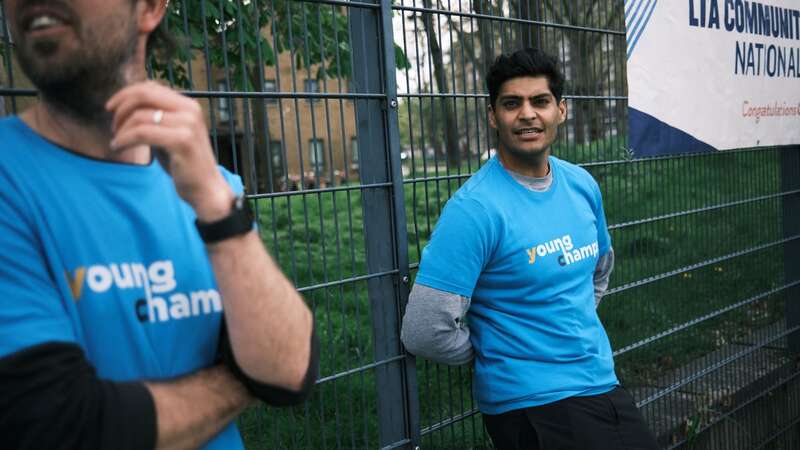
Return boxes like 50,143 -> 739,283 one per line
626,0 -> 800,156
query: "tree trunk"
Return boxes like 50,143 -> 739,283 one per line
514,0 -> 541,49
543,0 -> 622,147
420,0 -> 461,168
569,31 -> 590,145
248,68 -> 272,192
473,0 -> 496,73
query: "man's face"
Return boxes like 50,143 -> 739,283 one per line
5,0 -> 140,121
488,75 -> 566,162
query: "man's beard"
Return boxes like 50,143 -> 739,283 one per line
15,21 -> 138,125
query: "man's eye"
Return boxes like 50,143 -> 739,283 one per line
503,101 -> 519,108
535,98 -> 549,106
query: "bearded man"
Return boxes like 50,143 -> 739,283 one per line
0,1 -> 318,449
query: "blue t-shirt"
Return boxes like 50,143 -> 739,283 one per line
0,117 -> 244,450
416,155 -> 618,414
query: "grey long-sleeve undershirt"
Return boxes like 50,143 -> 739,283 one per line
401,249 -> 614,365
400,167 -> 616,366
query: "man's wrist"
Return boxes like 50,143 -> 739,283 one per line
195,193 -> 254,244
193,187 -> 236,223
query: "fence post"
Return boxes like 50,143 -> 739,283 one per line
349,2 -> 420,448
783,146 -> 800,352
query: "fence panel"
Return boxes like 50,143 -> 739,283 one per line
1,0 -> 799,448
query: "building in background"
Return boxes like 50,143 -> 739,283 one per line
202,50 -> 359,193
0,47 -> 357,194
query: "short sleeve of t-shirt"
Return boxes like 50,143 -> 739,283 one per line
219,166 -> 245,196
415,197 -> 496,298
591,180 -> 612,256
0,180 -> 77,358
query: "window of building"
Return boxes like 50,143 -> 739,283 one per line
304,78 -> 320,102
304,79 -> 320,92
309,139 -> 325,171
350,136 -> 359,169
269,140 -> 284,176
263,79 -> 277,104
217,81 -> 232,123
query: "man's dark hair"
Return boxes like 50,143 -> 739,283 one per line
486,48 -> 565,108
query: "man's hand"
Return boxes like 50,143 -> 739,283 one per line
105,81 -> 233,222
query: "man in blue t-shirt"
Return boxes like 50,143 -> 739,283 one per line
401,49 -> 657,449
0,1 -> 317,449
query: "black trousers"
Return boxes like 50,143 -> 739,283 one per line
483,387 -> 658,450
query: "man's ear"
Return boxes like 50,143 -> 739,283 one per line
488,105 -> 497,130
137,0 -> 168,35
557,98 -> 567,125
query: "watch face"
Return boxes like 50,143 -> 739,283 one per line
235,194 -> 246,209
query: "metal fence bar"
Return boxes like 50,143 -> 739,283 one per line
316,355 -> 407,384
0,1 -> 17,114
666,368 -> 800,450
420,407 -> 481,436
615,280 -> 800,358
396,92 -> 627,100
378,438 -> 412,450
606,235 -> 800,297
184,90 -> 386,100
248,182 -> 394,200
392,3 -> 627,35
379,0 -> 421,445
753,416 -> 800,450
637,325 -> 800,409
580,145 -> 800,168
0,87 -> 36,96
296,269 -> 399,293
349,2 -> 416,447
609,190 -> 800,231
783,147 -> 800,353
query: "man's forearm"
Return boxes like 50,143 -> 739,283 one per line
146,365 -> 252,450
593,247 -> 615,307
208,230 -> 314,391
0,343 -> 252,450
401,284 -> 474,365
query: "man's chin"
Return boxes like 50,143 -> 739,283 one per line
17,46 -> 80,87
505,146 -> 550,161
33,68 -> 113,124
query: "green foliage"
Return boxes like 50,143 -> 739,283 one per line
149,0 -> 409,90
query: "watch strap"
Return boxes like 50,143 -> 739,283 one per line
195,194 -> 253,243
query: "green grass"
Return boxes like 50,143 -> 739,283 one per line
237,145 -> 788,449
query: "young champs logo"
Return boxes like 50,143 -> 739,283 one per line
64,260 -> 222,324
526,234 -> 599,267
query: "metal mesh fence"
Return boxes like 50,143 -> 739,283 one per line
1,0 -> 799,448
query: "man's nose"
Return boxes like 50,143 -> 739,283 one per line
519,101 -> 536,120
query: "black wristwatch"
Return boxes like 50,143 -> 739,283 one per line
195,194 -> 254,243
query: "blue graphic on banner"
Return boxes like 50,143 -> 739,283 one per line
629,108 -> 715,157
625,0 -> 658,59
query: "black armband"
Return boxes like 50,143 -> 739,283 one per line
0,342 -> 156,450
217,319 -> 319,406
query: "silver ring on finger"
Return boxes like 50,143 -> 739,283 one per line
153,109 -> 164,125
